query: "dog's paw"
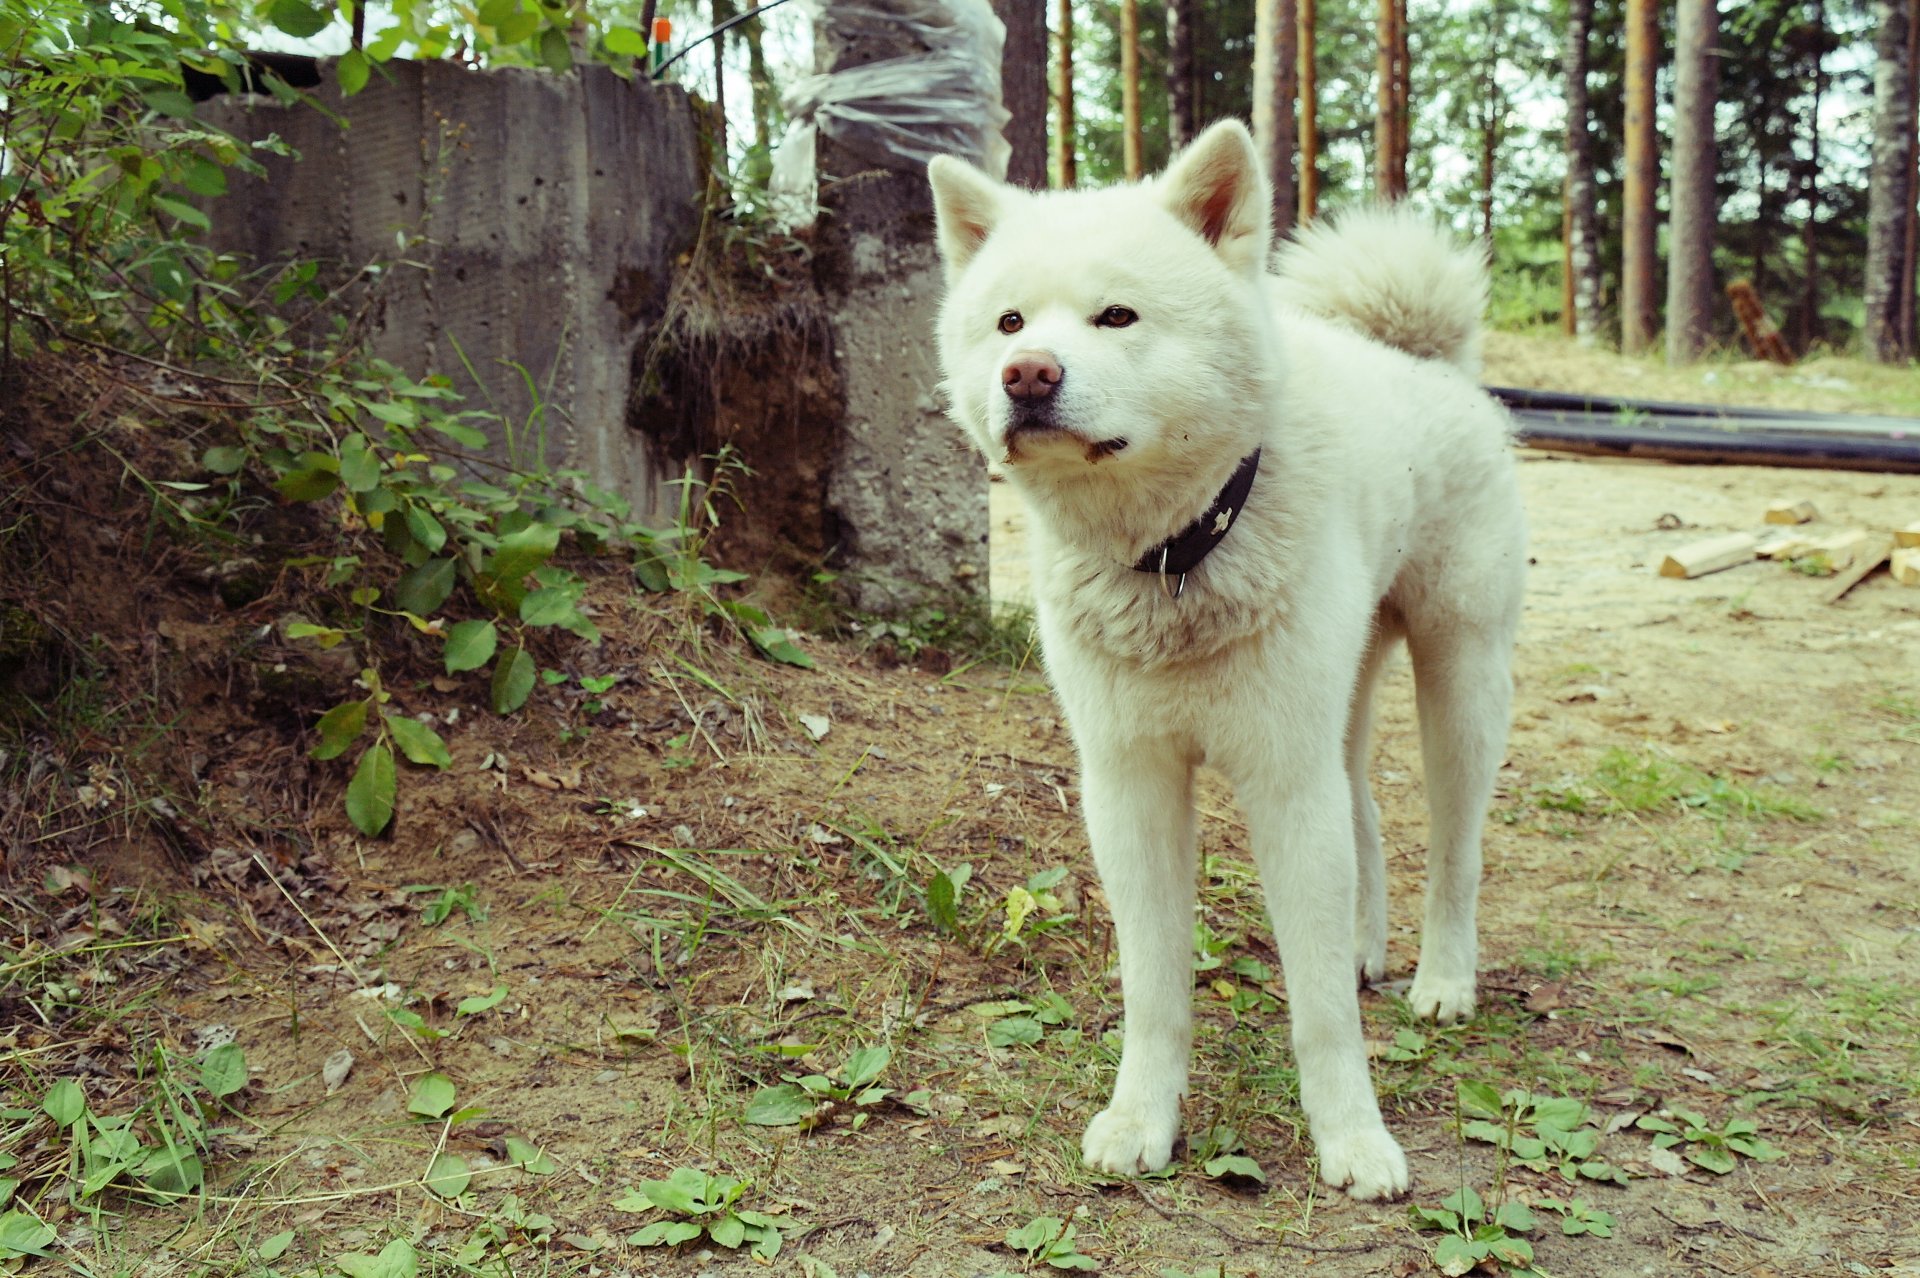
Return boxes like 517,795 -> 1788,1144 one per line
1408,970 -> 1476,1023
1355,938 -> 1388,987
1316,1126 -> 1410,1201
1082,1102 -> 1179,1175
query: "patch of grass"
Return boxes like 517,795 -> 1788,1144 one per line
1530,748 -> 1823,833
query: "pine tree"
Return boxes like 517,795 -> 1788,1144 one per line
1254,0 -> 1300,233
1865,0 -> 1915,361
993,0 -> 1050,188
1620,0 -> 1658,354
1666,0 -> 1720,363
1564,0 -> 1603,344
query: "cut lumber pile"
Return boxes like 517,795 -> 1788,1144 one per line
1659,533 -> 1758,579
1658,505 -> 1920,597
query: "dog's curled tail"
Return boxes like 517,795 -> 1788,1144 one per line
1272,206 -> 1490,377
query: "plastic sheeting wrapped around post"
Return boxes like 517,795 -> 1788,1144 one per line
769,0 -> 1009,228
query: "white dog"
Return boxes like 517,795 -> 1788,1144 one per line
928,121 -> 1525,1201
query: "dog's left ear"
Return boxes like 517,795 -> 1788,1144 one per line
1159,120 -> 1271,277
929,155 -> 1005,277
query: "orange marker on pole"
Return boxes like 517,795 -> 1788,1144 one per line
649,17 -> 672,73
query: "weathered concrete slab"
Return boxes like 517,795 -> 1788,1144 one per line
809,1 -> 1004,611
198,62 -> 703,519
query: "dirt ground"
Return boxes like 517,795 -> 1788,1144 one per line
8,339 -> 1920,1277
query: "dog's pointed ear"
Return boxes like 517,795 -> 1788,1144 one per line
929,155 -> 1005,275
1159,120 -> 1271,276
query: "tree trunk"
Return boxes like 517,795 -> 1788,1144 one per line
1167,0 -> 1196,148
992,0 -> 1050,188
1799,0 -> 1824,351
1476,16 -> 1498,245
1054,0 -> 1076,188
743,12 -> 774,154
1564,0 -> 1602,345
1620,0 -> 1658,355
1299,0 -> 1318,221
1665,0 -> 1719,364
711,0 -> 732,183
1374,0 -> 1406,199
1903,0 -> 1919,352
1254,0 -> 1299,236
1122,0 -> 1142,179
1865,0 -> 1914,362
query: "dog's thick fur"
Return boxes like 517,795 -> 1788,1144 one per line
927,122 -> 1525,1201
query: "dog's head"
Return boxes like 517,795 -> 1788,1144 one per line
928,121 -> 1275,479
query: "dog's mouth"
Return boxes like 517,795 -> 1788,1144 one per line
1004,419 -> 1130,466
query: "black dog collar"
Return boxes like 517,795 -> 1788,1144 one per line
1132,447 -> 1262,600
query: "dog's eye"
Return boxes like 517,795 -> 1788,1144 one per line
1096,305 -> 1138,329
997,311 -> 1024,335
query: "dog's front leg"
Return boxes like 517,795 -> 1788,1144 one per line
1245,765 -> 1410,1201
1078,740 -> 1197,1175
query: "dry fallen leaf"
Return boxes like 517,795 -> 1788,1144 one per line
798,713 -> 831,742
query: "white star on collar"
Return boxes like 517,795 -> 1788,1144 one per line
1212,507 -> 1234,535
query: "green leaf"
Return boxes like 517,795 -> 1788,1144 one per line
406,505 -> 447,553
138,1146 -> 204,1194
504,1136 -> 555,1174
335,1238 -> 419,1278
491,646 -> 536,715
199,1042 -> 248,1098
519,586 -> 579,627
0,1209 -> 55,1258
456,984 -> 508,1016
709,1214 -> 747,1249
538,25 -> 573,71
338,434 -> 381,493
202,445 -> 247,474
42,1080 -> 84,1126
987,1016 -> 1043,1048
1439,1185 -> 1485,1223
274,465 -> 339,502
424,1152 -> 470,1199
338,46 -> 370,94
842,1046 -> 889,1089
152,195 -> 210,232
632,1220 -> 703,1247
1688,1145 -> 1737,1174
1432,1235 -> 1483,1277
1407,1204 -> 1460,1234
1203,1154 -> 1267,1184
744,1084 -> 816,1126
393,557 -> 456,616
312,699 -> 370,760
748,625 -> 815,668
385,715 -> 451,769
407,1072 -> 457,1119
486,523 -> 560,589
1486,1234 -> 1534,1266
346,742 -> 397,835
256,1229 -> 295,1260
268,0 -> 332,38
1004,1216 -> 1066,1255
603,24 -> 645,54
1492,1201 -> 1536,1233
443,619 -> 498,673
1456,1079 -> 1504,1120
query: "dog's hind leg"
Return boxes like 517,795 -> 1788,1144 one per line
1347,624 -> 1399,986
1079,739 -> 1198,1175
1405,620 -> 1515,1023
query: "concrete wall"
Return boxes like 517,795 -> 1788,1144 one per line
199,61 -> 704,519
811,3 -> 998,612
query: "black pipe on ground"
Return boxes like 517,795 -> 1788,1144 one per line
1488,385 -> 1920,474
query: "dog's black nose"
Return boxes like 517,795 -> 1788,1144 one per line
1003,351 -> 1063,401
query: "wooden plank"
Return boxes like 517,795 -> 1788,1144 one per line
1764,498 -> 1817,524
1658,532 -> 1758,579
1823,534 -> 1894,604
1892,546 -> 1920,586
